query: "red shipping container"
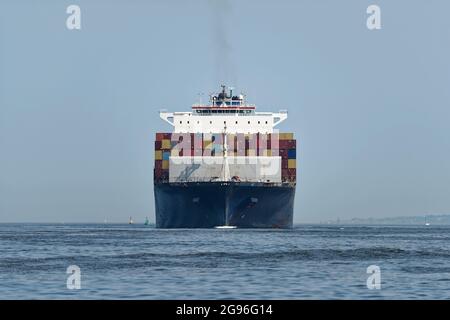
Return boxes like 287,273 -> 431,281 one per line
278,140 -> 287,149
155,160 -> 162,170
193,134 -> 203,150
282,158 -> 288,169
156,133 -> 164,141
267,135 -> 281,150
279,140 -> 296,149
247,135 -> 257,150
154,168 -> 169,179
258,133 -> 268,151
162,133 -> 172,139
270,133 -> 279,141
279,149 -> 289,158
154,169 -> 163,179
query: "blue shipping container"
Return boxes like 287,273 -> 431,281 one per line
163,151 -> 170,160
288,149 -> 296,159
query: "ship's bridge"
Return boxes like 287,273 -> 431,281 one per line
159,85 -> 287,134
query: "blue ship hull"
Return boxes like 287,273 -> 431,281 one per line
154,182 -> 295,228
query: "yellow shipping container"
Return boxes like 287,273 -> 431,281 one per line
162,160 -> 169,170
203,141 -> 212,149
288,159 -> 296,169
260,150 -> 272,157
280,133 -> 294,140
155,150 -> 162,160
246,150 -> 256,156
161,139 -> 171,149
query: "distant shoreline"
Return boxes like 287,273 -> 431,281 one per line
1,220 -> 450,226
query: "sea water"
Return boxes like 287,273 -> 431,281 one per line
1,224 -> 449,299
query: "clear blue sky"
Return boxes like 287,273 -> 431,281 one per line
1,0 -> 450,223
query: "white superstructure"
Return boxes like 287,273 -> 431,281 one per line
160,85 -> 287,134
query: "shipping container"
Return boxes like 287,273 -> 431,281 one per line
203,141 -> 212,149
154,131 -> 296,182
279,140 -> 296,149
161,139 -> 171,149
288,159 -> 296,169
267,136 -> 280,149
288,149 -> 296,159
193,134 -> 202,150
163,151 -> 170,160
259,149 -> 272,157
212,144 -> 223,156
179,149 -> 193,157
279,133 -> 294,140
156,133 -> 164,141
279,149 -> 288,158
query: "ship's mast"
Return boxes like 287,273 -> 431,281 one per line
222,125 -> 230,181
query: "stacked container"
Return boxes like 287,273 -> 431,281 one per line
154,133 -> 171,182
154,132 -> 296,183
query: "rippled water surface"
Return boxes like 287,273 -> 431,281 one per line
1,224 -> 450,299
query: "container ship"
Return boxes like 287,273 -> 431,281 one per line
154,85 -> 296,228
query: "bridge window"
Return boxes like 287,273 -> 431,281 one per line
235,121 -> 238,124
248,121 -> 250,124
